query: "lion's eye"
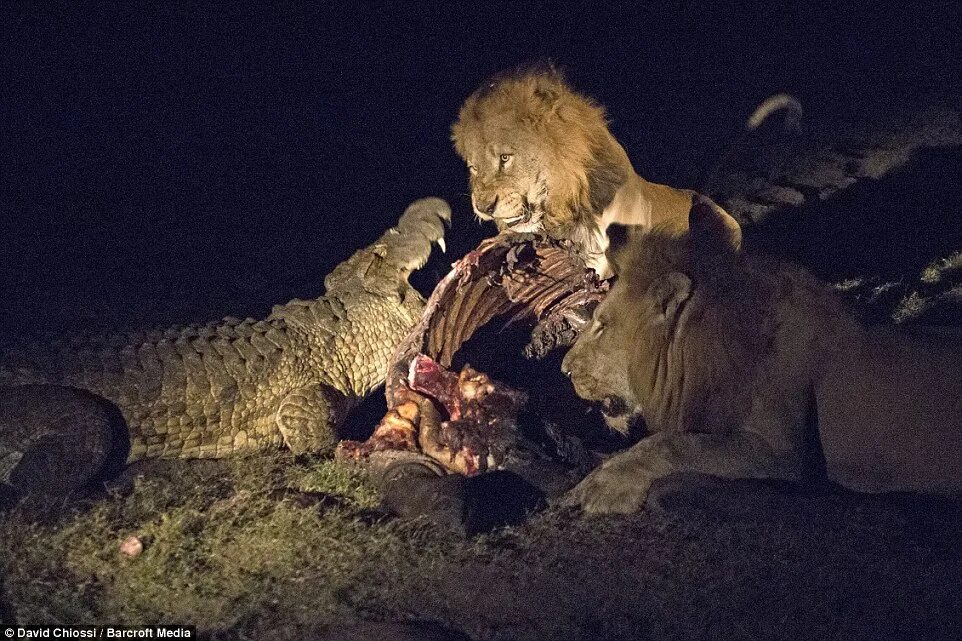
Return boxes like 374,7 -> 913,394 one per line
499,153 -> 512,163
467,164 -> 478,174
593,319 -> 607,336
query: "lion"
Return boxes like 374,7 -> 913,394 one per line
450,67 -> 769,277
560,196 -> 962,514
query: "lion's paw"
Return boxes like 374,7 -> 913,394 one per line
559,458 -> 654,515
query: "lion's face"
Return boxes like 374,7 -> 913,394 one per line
460,121 -> 549,234
563,199 -> 753,435
561,279 -> 643,432
451,69 -> 628,244
561,222 -> 681,432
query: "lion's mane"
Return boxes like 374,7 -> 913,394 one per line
451,67 -> 629,244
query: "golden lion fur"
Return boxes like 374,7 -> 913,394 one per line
451,67 -> 695,275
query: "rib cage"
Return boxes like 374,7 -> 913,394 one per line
387,235 -> 609,406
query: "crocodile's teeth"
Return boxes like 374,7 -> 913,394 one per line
437,237 -> 446,254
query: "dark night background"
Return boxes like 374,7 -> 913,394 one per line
1,1 -> 960,335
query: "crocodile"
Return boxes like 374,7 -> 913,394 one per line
0,197 -> 449,497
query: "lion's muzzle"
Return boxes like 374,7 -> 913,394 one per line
474,195 -> 498,217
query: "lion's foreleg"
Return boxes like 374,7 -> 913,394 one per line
560,430 -> 801,515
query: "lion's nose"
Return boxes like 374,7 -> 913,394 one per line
560,362 -> 572,378
482,196 -> 498,215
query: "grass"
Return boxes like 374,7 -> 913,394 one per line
3,277 -> 962,639
1,454 -> 455,635
2,452 -> 960,641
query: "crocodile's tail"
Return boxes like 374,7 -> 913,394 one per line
699,93 -> 804,194
745,93 -> 804,132
324,197 -> 451,294
716,107 -> 962,225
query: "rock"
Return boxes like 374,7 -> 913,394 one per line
119,535 -> 144,558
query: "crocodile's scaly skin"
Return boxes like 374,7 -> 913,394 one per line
0,198 -> 449,465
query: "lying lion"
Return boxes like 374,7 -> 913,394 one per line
561,197 -> 962,514
450,66 -> 794,277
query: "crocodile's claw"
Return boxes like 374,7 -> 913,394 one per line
385,197 -> 451,272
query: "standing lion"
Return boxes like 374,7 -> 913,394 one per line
451,66 -> 758,276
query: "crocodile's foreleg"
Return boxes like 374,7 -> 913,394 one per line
268,196 -> 452,447
275,383 -> 353,454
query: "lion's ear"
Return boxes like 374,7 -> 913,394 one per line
526,73 -> 564,119
527,64 -> 563,93
689,196 -> 742,260
652,271 -> 693,322
532,80 -> 561,104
